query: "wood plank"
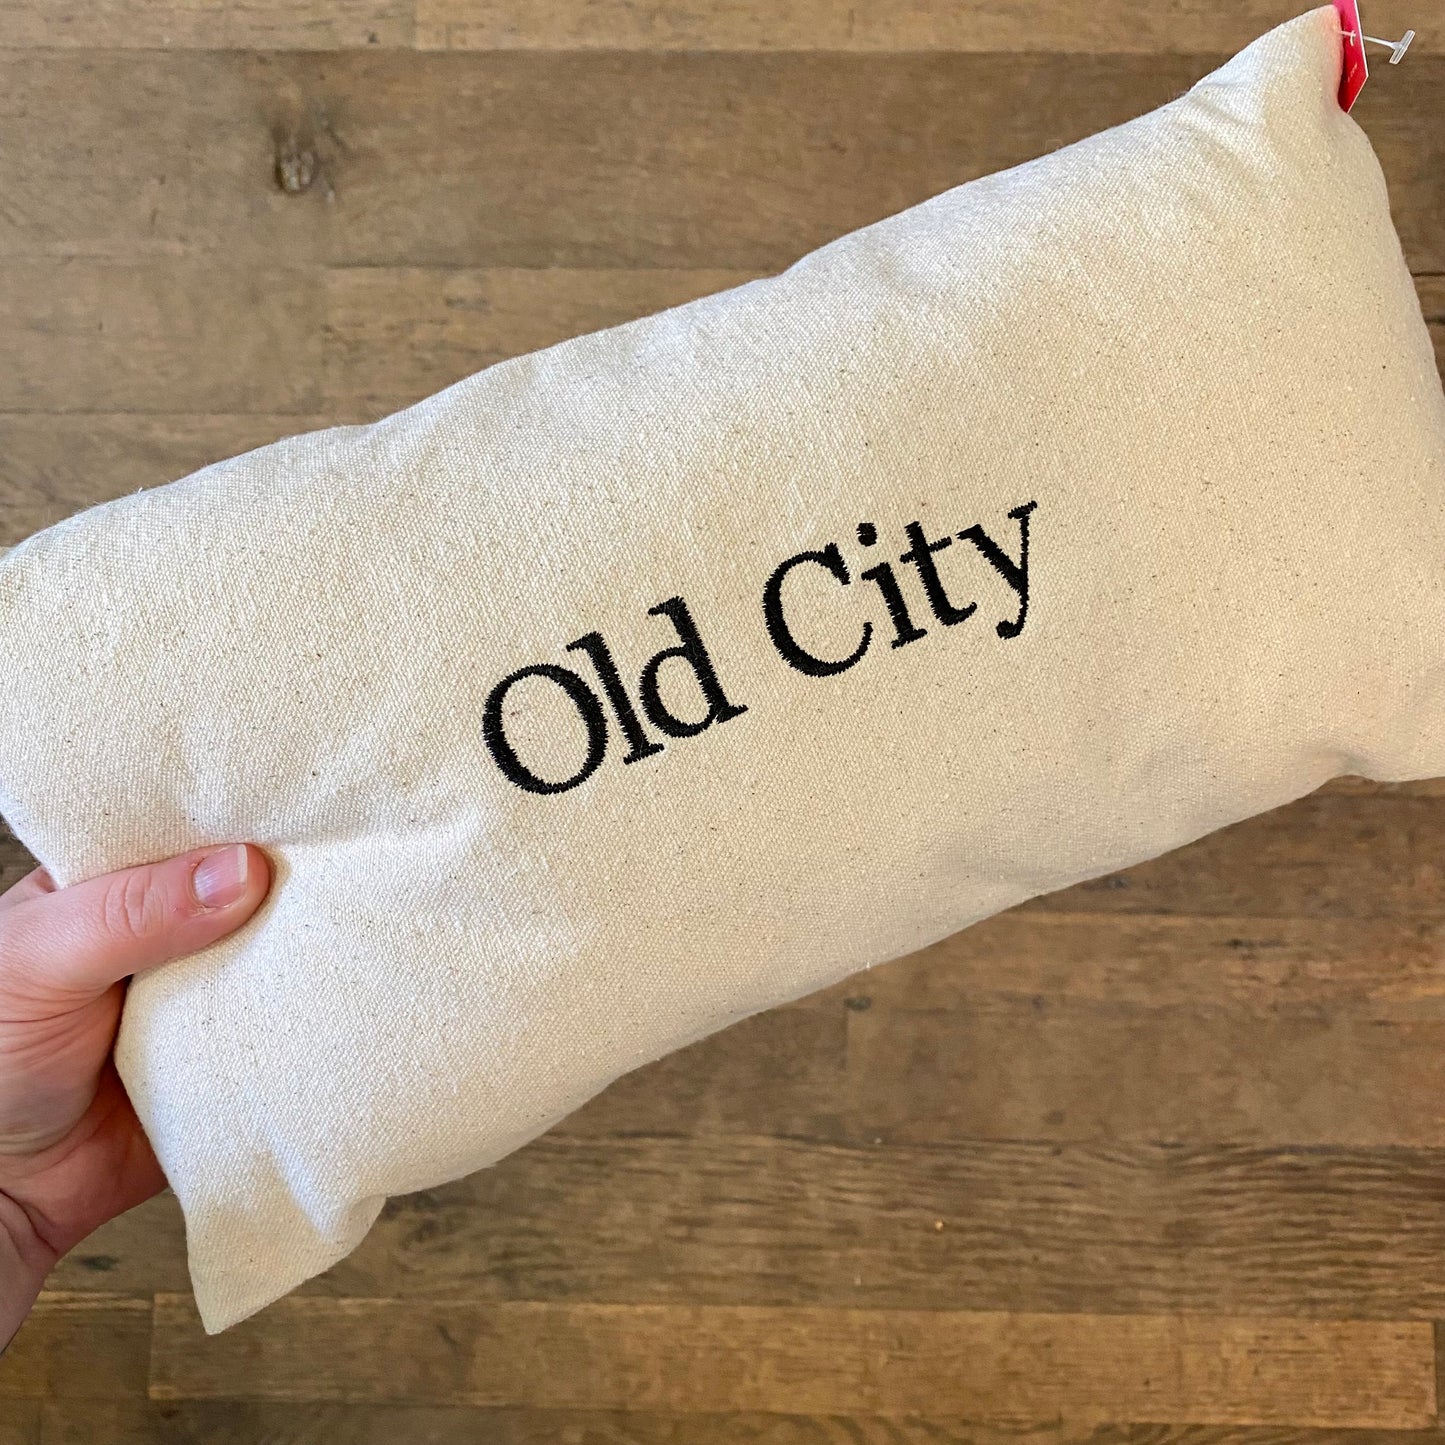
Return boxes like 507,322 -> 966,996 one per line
0,1401 -> 36,1445
148,1294 -> 1435,1427
1028,791 -> 1445,920
797,907 -> 1445,1018
323,265 -> 755,410
2,263 -> 1428,422
319,51 -> 1442,272
0,53 -> 331,263
416,0 -> 1441,53
0,1294 -> 150,1400
36,799 -> 1445,988
0,264 -> 1431,528
554,1005 -> 848,1140
8,816 -> 1445,1160
845,999 -> 1445,1147
48,1135 -> 1445,1320
0,270 -> 1432,524
498,791 -> 1437,939
522,951 -> 1445,1148
0,2 -> 410,49
54,1401 -> 1445,1445
31,1399 -> 1096,1445
0,0 -> 1437,55
1,53 -> 1437,274
321,1138 -> 1445,1320
0,263 -> 323,413
0,413 -> 339,545
1352,81 -> 1445,277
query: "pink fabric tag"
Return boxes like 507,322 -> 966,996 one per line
1333,0 -> 1369,109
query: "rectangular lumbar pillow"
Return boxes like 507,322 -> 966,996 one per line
1,4 -> 1442,1334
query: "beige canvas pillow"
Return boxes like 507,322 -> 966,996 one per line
1,4 -> 1442,1334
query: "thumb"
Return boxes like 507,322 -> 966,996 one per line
0,843 -> 271,1005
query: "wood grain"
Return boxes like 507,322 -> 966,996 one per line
0,1401 -> 37,1445
148,1294 -> 1435,1426
41,1135 -> 1445,1321
4,0 -> 1435,54
798,907 -> 1445,1017
0,413 -> 336,545
50,1401 -> 1445,1444
0,52 -> 1438,274
847,1000 -> 1445,1147
0,2 -> 410,48
554,1006 -> 848,1140
0,1295 -> 150,1400
0,263 -> 323,413
34,1400 -> 1088,1445
559,979 -> 1445,1147
415,0 -> 1442,53
317,1140 -> 1445,1320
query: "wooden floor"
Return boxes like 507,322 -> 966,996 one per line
0,0 -> 1443,1438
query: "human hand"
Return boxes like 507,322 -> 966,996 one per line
0,843 -> 271,1347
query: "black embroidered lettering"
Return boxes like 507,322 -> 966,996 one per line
762,542 -> 873,678
857,520 -> 928,650
897,519 -> 978,627
482,499 -> 1039,798
482,662 -> 609,796
956,499 -> 1037,639
637,596 -> 749,739
565,630 -> 665,765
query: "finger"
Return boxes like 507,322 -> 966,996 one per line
0,866 -> 57,913
0,843 -> 271,1004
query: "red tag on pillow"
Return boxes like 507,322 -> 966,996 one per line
1334,0 -> 1369,110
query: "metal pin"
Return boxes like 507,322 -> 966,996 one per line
1358,28 -> 1416,63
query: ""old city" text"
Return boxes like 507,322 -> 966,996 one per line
480,500 -> 1037,796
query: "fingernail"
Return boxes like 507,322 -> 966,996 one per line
191,844 -> 250,910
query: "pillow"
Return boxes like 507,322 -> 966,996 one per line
1,4 -> 1442,1335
